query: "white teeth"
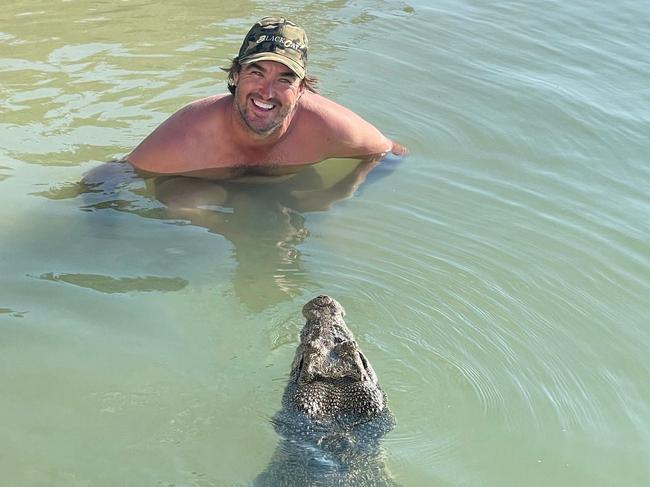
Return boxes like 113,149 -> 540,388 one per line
252,99 -> 275,110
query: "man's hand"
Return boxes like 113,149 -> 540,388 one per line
390,141 -> 409,156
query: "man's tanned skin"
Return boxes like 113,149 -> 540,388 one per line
127,60 -> 406,182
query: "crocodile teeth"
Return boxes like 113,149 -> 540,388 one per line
252,98 -> 275,110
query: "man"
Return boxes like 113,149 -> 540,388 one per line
127,16 -> 407,182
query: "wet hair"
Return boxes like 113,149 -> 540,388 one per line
222,57 -> 319,95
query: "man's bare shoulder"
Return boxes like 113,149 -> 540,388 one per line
185,93 -> 231,112
297,92 -> 357,122
148,94 -> 230,134
127,94 -> 231,174
296,93 -> 392,158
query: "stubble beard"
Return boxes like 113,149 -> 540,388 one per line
235,93 -> 293,138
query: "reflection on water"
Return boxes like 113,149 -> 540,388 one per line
0,307 -> 27,318
0,165 -> 11,182
37,272 -> 189,294
40,159 -> 378,311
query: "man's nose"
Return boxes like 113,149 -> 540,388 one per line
258,78 -> 276,99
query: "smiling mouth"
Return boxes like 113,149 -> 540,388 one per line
251,98 -> 276,111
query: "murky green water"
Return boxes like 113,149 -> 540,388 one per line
2,1 -> 649,486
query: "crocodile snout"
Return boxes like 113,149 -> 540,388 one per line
302,295 -> 345,320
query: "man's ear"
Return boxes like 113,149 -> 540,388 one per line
232,71 -> 239,86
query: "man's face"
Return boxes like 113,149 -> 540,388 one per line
233,60 -> 304,137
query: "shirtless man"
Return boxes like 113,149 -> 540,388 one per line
126,16 -> 407,182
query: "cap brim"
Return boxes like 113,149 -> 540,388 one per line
240,53 -> 305,79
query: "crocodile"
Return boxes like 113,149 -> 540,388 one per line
254,295 -> 397,486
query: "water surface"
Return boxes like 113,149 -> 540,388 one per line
1,0 -> 649,486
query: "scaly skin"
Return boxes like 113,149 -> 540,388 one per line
255,295 -> 397,487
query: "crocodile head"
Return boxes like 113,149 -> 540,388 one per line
283,295 -> 388,421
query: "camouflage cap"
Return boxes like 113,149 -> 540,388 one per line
238,17 -> 308,79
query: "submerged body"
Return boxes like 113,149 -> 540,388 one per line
255,295 -> 397,486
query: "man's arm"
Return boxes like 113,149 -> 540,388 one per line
307,94 -> 408,160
